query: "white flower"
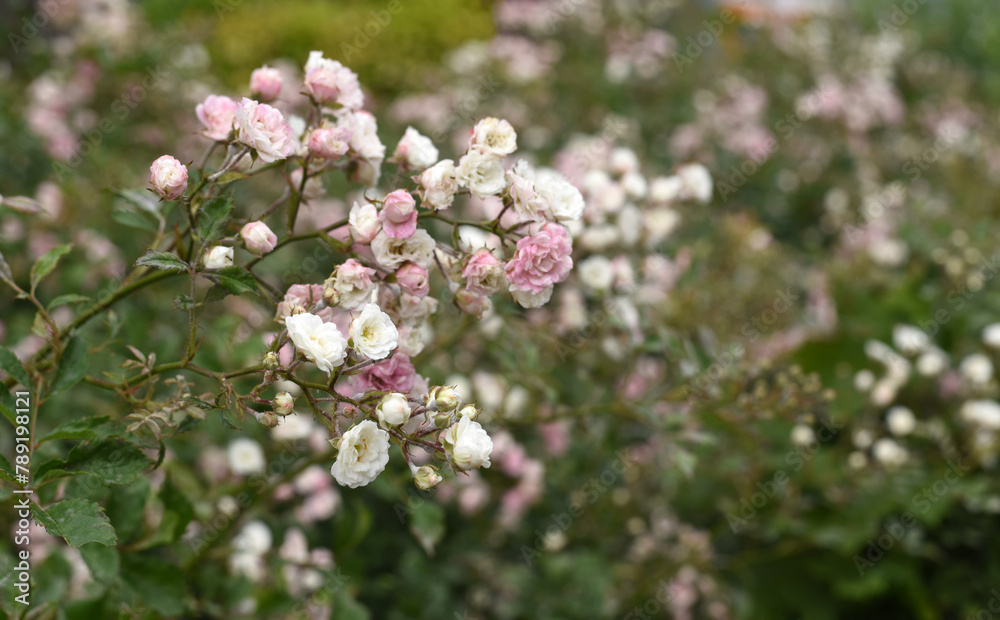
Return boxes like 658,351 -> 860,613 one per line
578,255 -> 614,291
227,438 -> 265,475
456,148 -> 507,198
853,428 -> 874,449
984,323 -> 1000,349
331,420 -> 390,488
872,437 -> 908,467
271,413 -> 316,441
649,175 -> 683,203
370,228 -> 437,270
886,406 -> 916,436
393,126 -> 439,170
233,520 -> 272,556
916,348 -> 948,376
535,168 -> 585,222
853,369 -> 875,391
303,51 -> 364,109
470,117 -> 517,156
349,201 -> 381,244
417,159 -> 458,210
233,98 -> 296,163
508,160 -> 550,221
960,353 -> 994,385
960,400 -> 1000,429
892,324 -> 929,356
398,293 -> 438,325
350,304 -> 398,360
676,163 -> 712,203
338,109 -> 384,160
286,312 -> 348,375
204,245 -> 233,269
790,424 -> 815,446
510,285 -> 553,309
442,415 -> 493,470
376,393 -> 411,427
609,147 -> 639,174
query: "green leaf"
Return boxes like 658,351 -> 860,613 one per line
39,416 -> 120,444
157,475 -> 194,544
206,265 -> 260,298
408,499 -> 445,556
32,498 -> 118,547
79,543 -> 120,583
196,194 -> 235,242
106,477 -> 150,545
135,249 -> 188,273
36,438 -> 152,486
0,346 -> 31,387
331,589 -> 371,620
0,452 -> 15,484
0,250 -> 16,291
48,293 -> 92,310
111,208 -> 159,232
0,393 -> 15,426
30,243 -> 72,292
112,189 -> 160,214
49,336 -> 89,395
213,170 -> 250,185
121,554 -> 188,616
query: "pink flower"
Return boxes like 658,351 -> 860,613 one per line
395,263 -> 429,297
455,289 -> 492,319
303,51 -> 364,109
275,283 -> 325,323
196,95 -> 238,141
149,155 -> 188,200
378,190 -> 417,239
462,249 -> 504,295
240,221 -> 277,257
354,353 -> 416,395
308,126 -> 351,160
504,223 -> 573,294
234,98 -> 296,163
250,66 -> 283,102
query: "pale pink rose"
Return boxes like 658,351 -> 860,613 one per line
462,249 -> 504,295
455,289 -> 492,319
240,221 -> 277,257
303,51 -> 364,109
392,126 -> 439,170
308,126 -> 351,160
329,259 -> 375,309
395,263 -> 429,297
234,98 -> 296,163
354,353 -> 416,395
196,95 -> 238,142
250,66 -> 282,102
504,223 -> 573,294
275,283 -> 325,323
149,155 -> 188,200
417,159 -> 457,210
378,190 -> 417,239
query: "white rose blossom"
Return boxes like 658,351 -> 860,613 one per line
227,438 -> 265,475
417,159 -> 458,210
348,201 -> 381,244
331,420 -> 391,488
535,168 -> 585,222
286,312 -> 348,375
442,415 -> 493,470
470,117 -> 518,156
376,393 -> 412,427
393,126 -> 439,170
456,148 -> 507,198
676,162 -> 713,203
370,228 -> 437,270
350,304 -> 398,360
204,246 -> 234,269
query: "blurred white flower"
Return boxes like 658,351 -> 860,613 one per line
886,406 -> 916,436
892,324 -> 929,356
960,353 -> 994,385
227,438 -> 265,475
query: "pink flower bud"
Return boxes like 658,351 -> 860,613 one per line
240,221 -> 278,257
308,126 -> 351,160
378,190 -> 417,239
395,262 -> 429,297
455,289 -> 492,319
149,155 -> 188,200
250,65 -> 283,102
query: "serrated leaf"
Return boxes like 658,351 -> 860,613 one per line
32,499 -> 118,547
37,438 -> 152,486
48,293 -> 91,310
30,243 -> 72,292
135,250 -> 188,273
79,543 -> 120,583
180,396 -> 218,410
120,554 -> 188,616
196,194 -> 234,242
2,195 -> 43,214
205,265 -> 260,298
49,336 -> 89,395
39,417 -> 120,444
0,346 -> 31,387
0,452 -> 15,483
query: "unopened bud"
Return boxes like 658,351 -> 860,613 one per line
273,391 -> 295,416
413,465 -> 442,490
433,411 -> 452,429
257,411 -> 278,428
376,392 -> 412,427
458,404 -> 479,420
262,351 -> 280,371
428,385 -> 460,411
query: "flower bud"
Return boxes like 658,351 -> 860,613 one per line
376,393 -> 411,427
257,411 -> 279,428
412,465 -> 442,490
428,385 -> 460,411
458,404 -> 479,420
273,391 -> 295,416
240,221 -> 278,257
149,155 -> 188,200
395,263 -> 429,297
250,65 -> 283,102
262,351 -> 280,371
204,245 -> 234,269
433,411 -> 453,429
